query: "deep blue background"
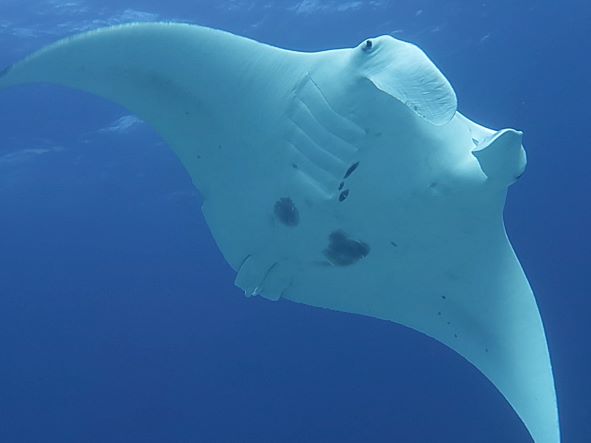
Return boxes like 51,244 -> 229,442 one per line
0,1 -> 589,442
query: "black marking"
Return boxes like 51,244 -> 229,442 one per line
447,321 -> 451,325
274,197 -> 299,227
292,163 -> 299,169
338,182 -> 344,191
454,334 -> 458,338
441,295 -> 447,300
362,40 -> 373,52
390,241 -> 398,247
338,190 -> 350,202
323,230 -> 370,266
437,311 -> 442,316
343,161 -> 360,179
197,155 -> 202,159
485,348 -> 489,353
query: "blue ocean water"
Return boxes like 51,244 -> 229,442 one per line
0,1 -> 589,442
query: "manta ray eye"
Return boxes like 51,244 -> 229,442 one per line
362,39 -> 373,52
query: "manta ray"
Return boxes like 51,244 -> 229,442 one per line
0,23 -> 559,442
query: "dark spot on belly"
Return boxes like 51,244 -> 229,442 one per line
338,181 -> 344,191
343,161 -> 360,179
323,230 -> 370,266
339,190 -> 350,202
274,197 -> 299,227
